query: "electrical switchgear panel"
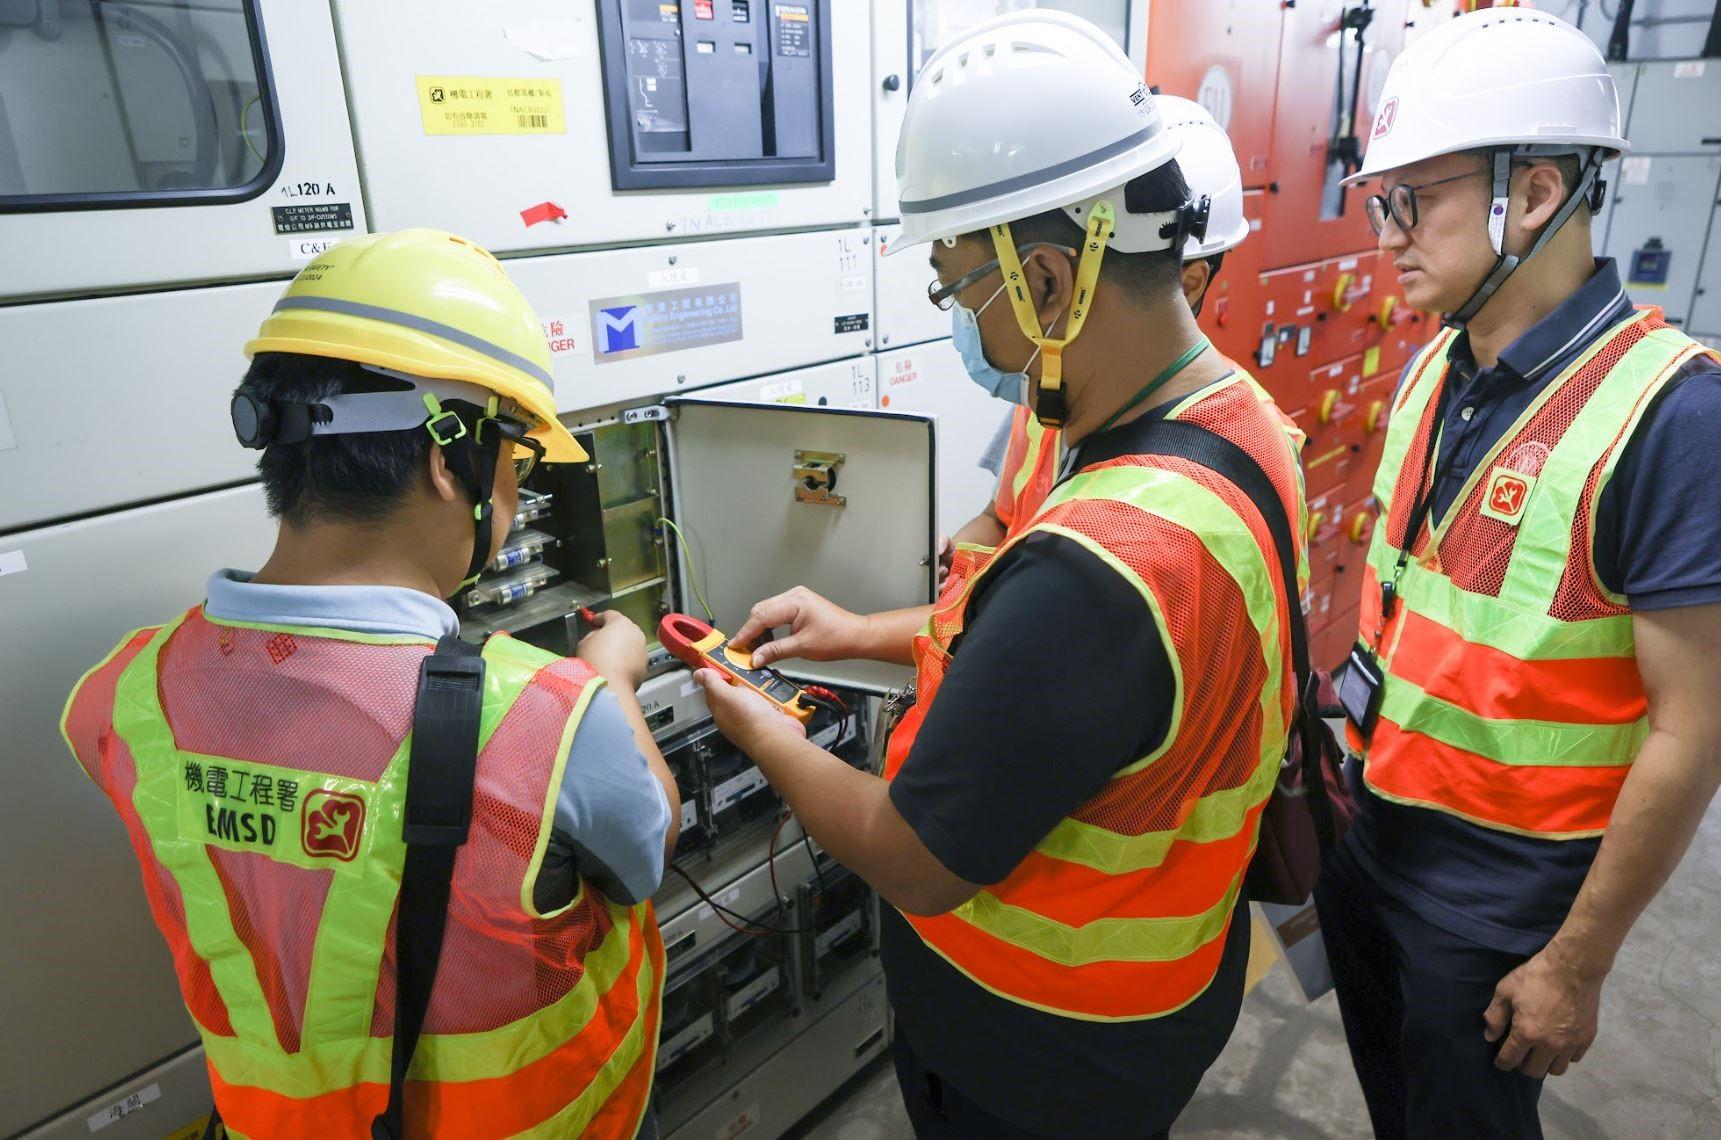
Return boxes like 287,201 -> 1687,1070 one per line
0,0 -> 366,301
461,402 -> 934,697
595,0 -> 834,190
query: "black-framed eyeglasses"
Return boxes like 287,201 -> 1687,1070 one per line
481,416 -> 545,483
927,242 -> 1076,310
1365,169 -> 1488,236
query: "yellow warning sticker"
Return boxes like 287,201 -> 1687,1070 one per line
416,76 -> 565,135
1362,345 -> 1382,378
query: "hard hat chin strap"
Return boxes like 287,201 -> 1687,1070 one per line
992,200 -> 1116,430
1446,147 -> 1604,330
423,394 -> 504,593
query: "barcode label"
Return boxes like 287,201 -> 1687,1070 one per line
518,114 -> 549,128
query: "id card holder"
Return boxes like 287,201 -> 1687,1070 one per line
1336,642 -> 1385,741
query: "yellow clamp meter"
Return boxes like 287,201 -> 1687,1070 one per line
659,613 -> 819,724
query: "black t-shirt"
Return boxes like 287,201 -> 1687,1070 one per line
884,521 -> 1249,1135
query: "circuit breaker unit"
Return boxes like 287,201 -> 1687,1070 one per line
640,669 -> 886,1136
595,0 -> 834,189
454,397 -> 929,1138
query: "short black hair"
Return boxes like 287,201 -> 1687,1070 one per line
998,158 -> 1194,300
240,352 -> 434,528
1488,149 -> 1595,216
1545,153 -> 1598,217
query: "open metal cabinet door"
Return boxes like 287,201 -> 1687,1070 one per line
663,399 -> 936,693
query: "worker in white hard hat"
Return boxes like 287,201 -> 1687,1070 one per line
954,94 -> 1279,560
1316,9 -> 1721,1138
694,13 -> 1309,1137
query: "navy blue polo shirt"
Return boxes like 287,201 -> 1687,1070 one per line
1346,259 -> 1721,955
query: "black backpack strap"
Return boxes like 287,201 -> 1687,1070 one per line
372,633 -> 486,1140
1082,415 -> 1337,849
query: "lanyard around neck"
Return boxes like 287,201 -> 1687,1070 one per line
1094,337 -> 1212,437
1375,368 -> 1457,640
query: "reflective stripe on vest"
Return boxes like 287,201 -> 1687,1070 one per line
1354,309 -> 1716,838
76,611 -> 661,1138
993,405 -> 1062,536
887,372 -> 1301,1021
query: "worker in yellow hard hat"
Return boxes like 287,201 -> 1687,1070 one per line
61,230 -> 677,1139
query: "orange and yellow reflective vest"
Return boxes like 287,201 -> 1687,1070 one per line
887,372 -> 1306,1020
62,608 -> 662,1138
991,404 -> 1063,539
1350,307 -> 1720,838
991,358 -> 1305,540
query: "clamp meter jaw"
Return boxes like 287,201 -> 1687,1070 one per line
658,613 -> 818,724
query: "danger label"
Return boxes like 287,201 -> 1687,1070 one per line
540,314 -> 583,356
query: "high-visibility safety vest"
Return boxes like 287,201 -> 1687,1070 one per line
1351,308 -> 1719,838
61,608 -> 663,1139
886,372 -> 1304,1021
991,360 -> 1305,540
991,404 -> 1062,538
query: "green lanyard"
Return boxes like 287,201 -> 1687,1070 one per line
1094,337 -> 1212,436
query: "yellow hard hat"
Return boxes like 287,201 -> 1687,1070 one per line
245,229 -> 588,462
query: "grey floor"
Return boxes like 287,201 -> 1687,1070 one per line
788,794 -> 1721,1140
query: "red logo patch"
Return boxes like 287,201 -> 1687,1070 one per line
265,632 -> 298,665
1489,474 -> 1528,517
1372,97 -> 1398,140
301,790 -> 366,862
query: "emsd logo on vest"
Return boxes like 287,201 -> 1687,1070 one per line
180,759 -> 368,868
301,790 -> 366,862
1480,466 -> 1536,526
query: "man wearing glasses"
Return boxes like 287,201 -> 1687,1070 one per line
950,96 -> 1270,568
1316,10 -> 1721,1139
61,229 -> 678,1138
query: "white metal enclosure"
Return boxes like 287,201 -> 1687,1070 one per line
0,0 -> 366,301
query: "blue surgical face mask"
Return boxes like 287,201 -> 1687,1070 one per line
952,284 -> 1045,406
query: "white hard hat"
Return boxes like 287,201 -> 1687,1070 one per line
1158,95 -> 1250,259
1344,7 -> 1627,187
890,10 -> 1187,257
